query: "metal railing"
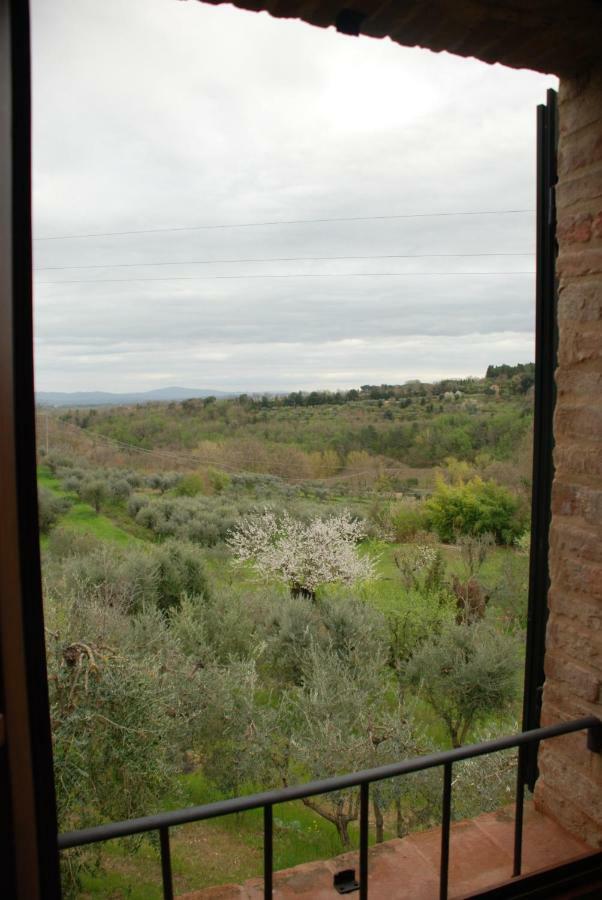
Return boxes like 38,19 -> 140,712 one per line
58,716 -> 602,900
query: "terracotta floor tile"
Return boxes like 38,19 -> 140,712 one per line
179,803 -> 595,899
473,805 -> 590,874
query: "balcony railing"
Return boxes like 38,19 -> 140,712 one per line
58,716 -> 602,900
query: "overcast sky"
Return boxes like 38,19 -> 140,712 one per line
31,0 -> 557,394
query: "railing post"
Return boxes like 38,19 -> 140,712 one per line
264,804 -> 273,899
587,722 -> 602,753
513,745 -> 526,877
440,762 -> 452,900
359,783 -> 369,900
159,826 -> 173,900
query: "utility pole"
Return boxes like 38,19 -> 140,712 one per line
45,414 -> 49,455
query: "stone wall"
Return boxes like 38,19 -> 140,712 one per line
536,64 -> 602,847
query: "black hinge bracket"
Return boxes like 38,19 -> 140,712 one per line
334,868 -> 360,893
587,722 -> 602,753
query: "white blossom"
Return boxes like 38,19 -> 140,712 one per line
227,510 -> 377,596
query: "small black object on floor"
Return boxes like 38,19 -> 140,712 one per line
333,868 -> 359,894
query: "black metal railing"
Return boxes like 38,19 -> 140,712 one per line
58,716 -> 602,900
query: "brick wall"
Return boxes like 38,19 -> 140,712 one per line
536,64 -> 602,847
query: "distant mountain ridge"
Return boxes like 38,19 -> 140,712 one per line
36,386 -> 235,407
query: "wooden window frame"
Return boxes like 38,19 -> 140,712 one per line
0,4 -> 557,892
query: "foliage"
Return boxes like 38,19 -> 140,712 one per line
426,477 -> 527,545
174,473 -> 206,497
227,510 -> 377,600
79,478 -> 107,513
405,621 -> 520,747
390,502 -> 429,542
37,371 -> 534,890
38,485 -> 71,533
263,594 -> 388,685
44,539 -> 210,614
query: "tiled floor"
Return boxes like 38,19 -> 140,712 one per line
178,803 -> 592,899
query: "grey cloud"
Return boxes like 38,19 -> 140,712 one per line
31,0 -> 555,392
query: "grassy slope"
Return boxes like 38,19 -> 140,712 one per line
80,773 -> 374,898
38,466 -> 141,545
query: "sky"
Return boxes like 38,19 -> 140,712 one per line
31,0 -> 557,394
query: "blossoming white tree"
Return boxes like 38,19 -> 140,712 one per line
227,510 -> 376,601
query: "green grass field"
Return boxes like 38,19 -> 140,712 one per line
38,466 -> 142,545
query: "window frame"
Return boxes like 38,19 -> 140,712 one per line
0,4 -> 558,891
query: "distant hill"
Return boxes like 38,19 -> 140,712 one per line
36,386 -> 235,407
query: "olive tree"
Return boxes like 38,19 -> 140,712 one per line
405,621 -> 519,748
245,643 -> 417,848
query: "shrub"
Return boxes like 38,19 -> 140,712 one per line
426,477 -> 526,545
106,477 -> 131,501
38,486 -> 71,534
152,539 -> 211,612
47,541 -> 210,614
79,478 -> 107,513
174,473 -> 206,497
390,501 -> 429,542
45,527 -> 101,560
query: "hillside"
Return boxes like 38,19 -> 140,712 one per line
43,368 -> 533,492
36,385 -> 235,407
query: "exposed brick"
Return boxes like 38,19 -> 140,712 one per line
558,69 -> 602,136
551,481 -> 602,528
548,588 -> 602,632
551,554 -> 602,601
557,279 -> 602,323
550,519 -> 602,565
539,707 -> 602,775
517,38 -> 602,857
557,323 -> 602,366
554,443 -> 602,481
556,170 -> 602,211
544,651 -> 601,703
555,404 -> 602,442
557,211 -> 593,243
546,613 -> 602,665
557,246 -> 602,277
558,126 -> 602,177
535,783 -> 602,848
542,682 -> 602,723
538,751 -> 602,824
556,370 -> 602,402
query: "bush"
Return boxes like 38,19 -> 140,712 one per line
390,501 -> 429,542
38,486 -> 71,534
426,477 -> 526,545
45,527 -> 101,560
152,539 -> 211,612
47,540 -> 210,614
174,473 -> 206,497
79,478 -> 107,513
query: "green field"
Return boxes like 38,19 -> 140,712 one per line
38,466 -> 138,545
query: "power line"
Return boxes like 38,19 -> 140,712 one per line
33,208 -> 535,241
35,251 -> 534,272
37,271 -> 535,286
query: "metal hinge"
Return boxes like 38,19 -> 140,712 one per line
334,869 -> 359,894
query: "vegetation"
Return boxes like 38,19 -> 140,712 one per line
426,477 -> 527,545
36,368 -> 534,896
